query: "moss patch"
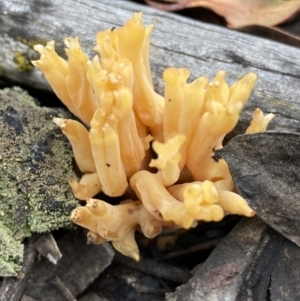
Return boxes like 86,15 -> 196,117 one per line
13,51 -> 34,72
0,87 -> 78,276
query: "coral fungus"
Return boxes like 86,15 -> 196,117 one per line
32,12 -> 274,260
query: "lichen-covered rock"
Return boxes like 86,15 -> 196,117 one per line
0,87 -> 78,276
0,221 -> 24,277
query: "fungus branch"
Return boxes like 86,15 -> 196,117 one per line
32,12 -> 274,260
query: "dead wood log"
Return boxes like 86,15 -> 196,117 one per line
24,233 -> 114,301
1,0 -> 300,133
114,252 -> 191,284
166,217 -> 267,301
235,228 -> 300,301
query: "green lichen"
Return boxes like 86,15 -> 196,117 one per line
9,87 -> 38,107
265,97 -> 293,110
0,221 -> 23,277
13,51 -> 34,72
17,37 -> 48,48
0,87 -> 78,276
0,66 -> 6,75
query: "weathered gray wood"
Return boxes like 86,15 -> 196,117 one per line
114,252 -> 191,284
35,233 -> 62,265
166,217 -> 267,301
24,233 -> 114,301
236,227 -> 285,300
1,0 -> 300,133
237,229 -> 300,301
270,238 -> 300,301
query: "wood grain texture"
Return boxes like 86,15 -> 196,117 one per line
1,0 -> 300,133
237,229 -> 300,301
166,217 -> 267,301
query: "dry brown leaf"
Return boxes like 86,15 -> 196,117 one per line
239,25 -> 300,48
145,0 -> 300,28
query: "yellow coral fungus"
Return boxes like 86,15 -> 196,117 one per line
246,108 -> 275,134
71,198 -> 162,260
32,12 -> 274,260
